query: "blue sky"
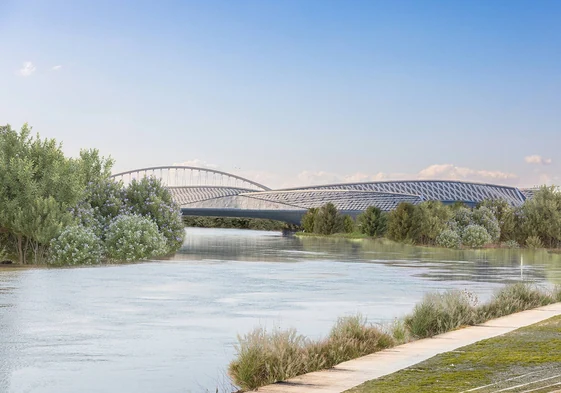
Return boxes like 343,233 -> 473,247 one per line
1,0 -> 559,188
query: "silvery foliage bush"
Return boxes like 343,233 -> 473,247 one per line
436,229 -> 462,249
472,206 -> 501,243
124,177 -> 185,253
461,224 -> 492,248
453,207 -> 473,230
49,225 -> 103,266
502,240 -> 520,249
71,201 -> 104,238
104,214 -> 166,262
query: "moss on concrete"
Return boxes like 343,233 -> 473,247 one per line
346,316 -> 561,393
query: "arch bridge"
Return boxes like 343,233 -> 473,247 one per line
111,166 -> 529,225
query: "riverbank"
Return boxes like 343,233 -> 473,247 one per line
229,284 -> 561,390
247,302 -> 561,393
295,232 -> 369,240
348,314 -> 561,393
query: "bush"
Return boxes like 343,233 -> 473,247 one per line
357,206 -> 387,237
480,199 -> 516,242
526,235 -> 544,249
501,240 -> 520,249
49,226 -> 103,266
404,290 -> 476,338
461,224 -> 492,248
322,316 -> 394,366
228,327 -> 307,391
387,203 -> 416,242
477,283 -> 555,321
229,316 -> 393,390
453,207 -> 473,229
472,206 -> 501,242
104,214 -> 166,262
436,229 -> 462,249
125,177 -> 185,253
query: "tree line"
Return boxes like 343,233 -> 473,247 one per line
300,186 -> 561,249
0,124 -> 185,265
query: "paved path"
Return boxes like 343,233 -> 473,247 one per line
255,303 -> 561,393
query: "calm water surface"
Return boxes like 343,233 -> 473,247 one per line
1,228 -> 561,393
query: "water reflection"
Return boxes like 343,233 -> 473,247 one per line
0,228 -> 560,393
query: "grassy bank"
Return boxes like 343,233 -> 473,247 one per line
347,315 -> 561,393
295,232 -> 369,240
228,284 -> 561,391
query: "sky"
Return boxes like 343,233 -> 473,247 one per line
1,0 -> 559,189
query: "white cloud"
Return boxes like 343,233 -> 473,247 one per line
18,61 -> 36,76
524,155 -> 552,166
51,65 -> 62,71
172,159 -> 218,169
417,164 -> 517,182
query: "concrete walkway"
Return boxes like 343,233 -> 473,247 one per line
255,302 -> 561,393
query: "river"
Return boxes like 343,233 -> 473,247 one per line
1,228 -> 561,393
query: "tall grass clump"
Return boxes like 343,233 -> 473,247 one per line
404,290 -> 477,339
228,316 -> 393,390
228,327 -> 308,390
477,283 -> 555,321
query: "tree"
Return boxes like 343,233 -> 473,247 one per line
301,208 -> 318,233
357,206 -> 387,237
0,124 -> 84,263
387,203 -> 416,242
409,201 -> 452,245
342,215 -> 355,234
313,203 -> 343,235
519,186 -> 561,248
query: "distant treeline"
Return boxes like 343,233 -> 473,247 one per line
183,216 -> 294,231
300,186 -> 561,249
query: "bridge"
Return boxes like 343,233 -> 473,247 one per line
111,166 -> 530,225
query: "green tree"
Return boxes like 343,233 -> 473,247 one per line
313,203 -> 343,235
479,199 -> 516,242
342,215 -> 355,234
0,124 -> 84,263
409,201 -> 452,245
520,186 -> 561,248
357,206 -> 387,237
387,203 -> 416,242
301,208 -> 318,233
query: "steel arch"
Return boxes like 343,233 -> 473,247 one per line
110,166 -> 271,191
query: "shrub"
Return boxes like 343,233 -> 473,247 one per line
104,214 -> 166,262
228,327 -> 307,391
389,319 -> 410,345
472,206 -> 501,242
461,224 -> 492,248
436,229 -> 462,249
526,235 -> 544,249
229,316 -> 393,390
554,286 -> 561,303
387,203 -> 416,242
453,207 -> 473,229
124,177 -> 185,253
357,206 -> 387,237
477,283 -> 555,321
480,199 -> 516,242
322,315 -> 394,365
404,290 -> 476,339
501,240 -> 520,249
49,225 -> 103,266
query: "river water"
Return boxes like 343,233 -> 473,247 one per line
1,228 -> 561,393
